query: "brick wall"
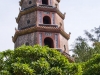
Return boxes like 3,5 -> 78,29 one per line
18,11 -> 37,29
15,32 -> 37,48
55,13 -> 64,30
59,34 -> 69,53
21,0 -> 36,10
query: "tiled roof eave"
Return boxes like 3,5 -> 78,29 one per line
16,6 -> 65,23
12,26 -> 70,43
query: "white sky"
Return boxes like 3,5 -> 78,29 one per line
0,0 -> 100,51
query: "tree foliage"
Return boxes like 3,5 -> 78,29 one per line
83,54 -> 100,75
0,45 -> 81,75
84,26 -> 100,42
72,36 -> 92,62
72,26 -> 100,62
0,44 -> 100,74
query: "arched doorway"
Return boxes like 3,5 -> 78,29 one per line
42,0 -> 48,5
44,37 -> 54,48
43,16 -> 51,24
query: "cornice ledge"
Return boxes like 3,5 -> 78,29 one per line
59,28 -> 70,40
16,6 -> 65,23
12,26 -> 60,43
56,9 -> 65,20
12,26 -> 70,43
12,26 -> 37,43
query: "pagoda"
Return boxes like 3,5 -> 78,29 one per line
12,0 -> 73,62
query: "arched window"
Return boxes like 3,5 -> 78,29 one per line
43,16 -> 51,24
42,0 -> 48,5
44,37 -> 54,48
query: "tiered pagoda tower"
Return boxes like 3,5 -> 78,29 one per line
12,0 -> 72,59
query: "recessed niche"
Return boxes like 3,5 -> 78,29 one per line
64,45 -> 66,50
42,0 -> 48,5
29,1 -> 32,4
25,42 -> 29,46
27,20 -> 30,24
43,16 -> 51,24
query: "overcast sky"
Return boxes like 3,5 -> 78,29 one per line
0,0 -> 100,51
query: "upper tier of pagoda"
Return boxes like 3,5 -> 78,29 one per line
16,5 -> 65,23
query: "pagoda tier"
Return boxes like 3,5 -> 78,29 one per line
16,5 -> 65,23
13,0 -> 74,62
12,26 -> 70,43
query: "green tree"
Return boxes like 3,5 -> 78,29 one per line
84,26 -> 100,42
0,45 -> 81,75
72,36 -> 93,62
72,26 -> 100,62
83,54 -> 100,75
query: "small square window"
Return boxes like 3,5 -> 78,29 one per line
25,42 -> 29,46
27,20 -> 30,24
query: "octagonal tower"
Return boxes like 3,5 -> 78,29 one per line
12,0 -> 71,58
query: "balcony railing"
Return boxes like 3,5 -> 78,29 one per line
21,4 -> 54,11
39,4 -> 53,7
18,24 -> 59,30
21,5 -> 37,11
39,24 -> 58,27
18,24 -> 36,30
